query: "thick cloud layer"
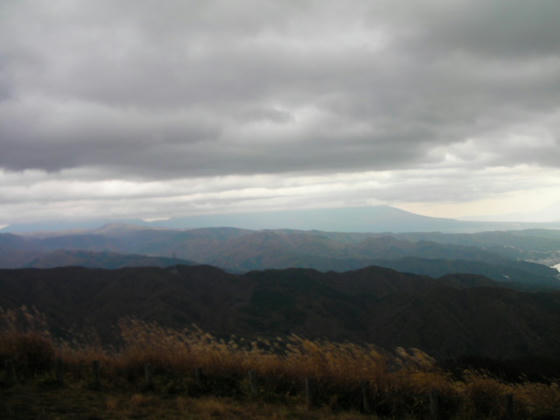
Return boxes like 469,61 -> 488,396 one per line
1,0 -> 559,223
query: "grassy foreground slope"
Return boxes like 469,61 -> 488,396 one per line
1,310 -> 559,419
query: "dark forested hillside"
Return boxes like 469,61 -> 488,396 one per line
1,265 -> 559,360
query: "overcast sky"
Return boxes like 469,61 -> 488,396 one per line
1,0 -> 560,226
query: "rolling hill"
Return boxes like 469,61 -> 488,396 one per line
24,250 -> 196,269
1,264 -> 560,360
2,225 -> 559,289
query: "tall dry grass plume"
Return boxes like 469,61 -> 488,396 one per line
1,306 -> 559,418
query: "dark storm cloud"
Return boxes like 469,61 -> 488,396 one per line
0,0 -> 559,179
385,0 -> 560,58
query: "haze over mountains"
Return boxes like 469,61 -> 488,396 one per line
3,205 -> 560,234
1,207 -> 559,290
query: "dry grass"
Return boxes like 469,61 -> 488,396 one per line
1,306 -> 560,418
115,318 -> 391,382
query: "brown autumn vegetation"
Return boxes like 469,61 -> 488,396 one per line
1,306 -> 560,419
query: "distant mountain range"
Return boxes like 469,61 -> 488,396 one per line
3,206 -> 560,366
3,205 -> 560,234
1,224 -> 559,289
1,264 -> 559,360
400,229 -> 560,265
24,250 -> 196,269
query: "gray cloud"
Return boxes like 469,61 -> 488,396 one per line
1,0 -> 559,222
389,0 -> 560,58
